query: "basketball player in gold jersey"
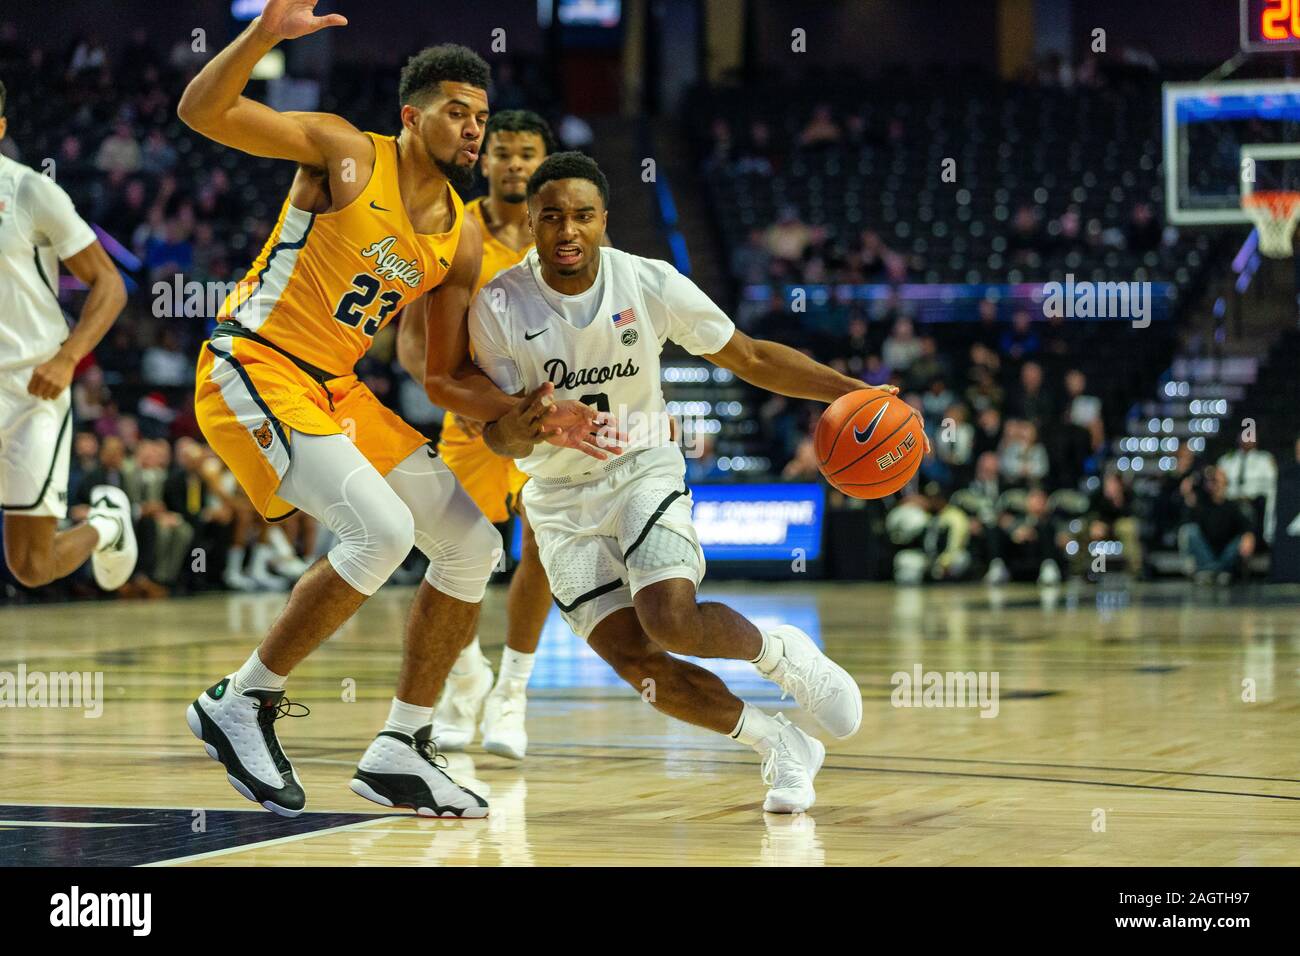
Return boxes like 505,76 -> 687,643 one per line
397,111 -> 557,761
178,0 -> 616,818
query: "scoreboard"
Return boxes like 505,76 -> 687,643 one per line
1242,0 -> 1300,51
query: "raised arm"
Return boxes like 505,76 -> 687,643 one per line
177,0 -> 364,167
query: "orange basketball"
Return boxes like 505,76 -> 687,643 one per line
815,390 -> 924,499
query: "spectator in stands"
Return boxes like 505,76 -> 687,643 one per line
985,487 -> 1065,585
934,402 -> 975,489
921,377 -> 956,422
132,439 -> 193,593
95,121 -> 141,175
764,205 -> 811,262
963,452 -> 1003,523
1180,466 -> 1256,584
1216,435 -> 1277,545
799,103 -> 842,149
140,128 -> 178,175
882,316 -> 921,373
965,363 -> 1003,414
1088,471 -> 1142,574
1009,360 -> 1054,429
907,335 -> 948,392
144,217 -> 194,283
972,405 -> 1004,460
142,329 -> 192,386
999,309 -> 1040,363
1065,369 -> 1103,448
999,419 -> 1050,487
862,353 -> 892,387
68,431 -> 100,502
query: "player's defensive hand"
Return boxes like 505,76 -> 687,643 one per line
257,0 -> 348,40
453,413 -> 486,440
26,354 -> 75,400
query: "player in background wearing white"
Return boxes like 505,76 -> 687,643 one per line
0,79 -> 136,594
454,152 -> 900,813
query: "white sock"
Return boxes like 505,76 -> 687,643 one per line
729,703 -> 783,750
249,543 -> 274,577
233,650 -> 286,694
495,648 -> 535,689
384,697 -> 434,737
87,513 -> 120,551
751,629 -> 785,675
450,636 -> 483,676
267,526 -> 296,560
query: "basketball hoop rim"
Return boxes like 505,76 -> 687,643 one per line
1241,190 -> 1300,213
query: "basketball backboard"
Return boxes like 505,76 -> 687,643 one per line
1163,79 -> 1300,225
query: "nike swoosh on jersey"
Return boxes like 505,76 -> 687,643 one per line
524,328 -> 549,340
369,201 -> 390,212
853,403 -> 890,445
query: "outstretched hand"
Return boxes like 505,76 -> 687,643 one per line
257,0 -> 348,40
491,383 -> 627,461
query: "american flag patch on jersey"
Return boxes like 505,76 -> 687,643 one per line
612,307 -> 637,328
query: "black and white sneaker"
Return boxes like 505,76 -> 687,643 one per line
186,676 -> 308,817
350,725 -> 489,818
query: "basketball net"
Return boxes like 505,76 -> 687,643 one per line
1242,191 -> 1300,258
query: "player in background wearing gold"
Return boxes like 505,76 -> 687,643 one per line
398,110 -> 557,760
178,0 -> 611,818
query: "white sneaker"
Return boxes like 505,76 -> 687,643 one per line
1037,559 -> 1062,586
759,714 -> 825,814
186,675 -> 308,816
481,679 -> 529,760
87,485 -> 137,591
984,557 -> 1010,584
432,647 -> 493,750
223,566 -> 258,592
761,625 -> 862,740
269,554 -> 310,579
350,726 -> 489,818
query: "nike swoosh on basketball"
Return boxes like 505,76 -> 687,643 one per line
525,328 -> 549,340
369,200 -> 390,212
853,404 -> 890,444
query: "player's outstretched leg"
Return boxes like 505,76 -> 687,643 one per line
633,576 -> 863,740
480,504 -> 551,760
588,608 -> 825,813
349,445 -> 500,816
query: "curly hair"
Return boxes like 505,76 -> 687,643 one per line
526,151 -> 609,206
398,44 -> 490,108
485,110 -> 556,155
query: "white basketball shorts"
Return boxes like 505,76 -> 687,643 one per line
0,365 -> 73,519
522,444 -> 705,639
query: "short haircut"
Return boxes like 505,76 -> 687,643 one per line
398,44 -> 490,109
526,151 -> 609,207
485,110 -> 556,154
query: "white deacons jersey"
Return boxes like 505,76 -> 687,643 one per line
470,247 -> 735,479
0,154 -> 97,371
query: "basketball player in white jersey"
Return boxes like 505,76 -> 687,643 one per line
0,80 -> 137,595
457,152 -> 899,812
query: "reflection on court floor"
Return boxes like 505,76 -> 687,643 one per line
526,590 -> 823,693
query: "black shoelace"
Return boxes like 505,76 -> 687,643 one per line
413,735 -> 449,772
256,697 -> 310,776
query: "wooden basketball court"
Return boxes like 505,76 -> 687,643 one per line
2,581 -> 1297,866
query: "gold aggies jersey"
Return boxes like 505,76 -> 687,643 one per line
465,196 -> 533,295
435,196 -> 534,522
218,132 -> 464,373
